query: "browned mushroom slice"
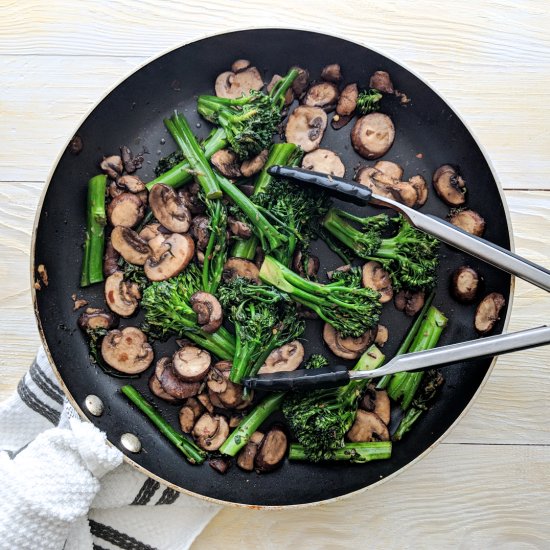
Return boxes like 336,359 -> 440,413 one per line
172,345 -> 211,382
197,392 -> 214,414
302,149 -> 345,177
103,239 -> 120,277
104,271 -> 140,317
355,166 -> 394,202
229,414 -> 244,428
78,308 -> 118,331
240,149 -> 269,177
389,181 -> 419,208
369,71 -> 394,94
362,261 -> 393,303
208,388 -> 226,410
331,114 -> 353,130
107,193 -> 145,228
292,250 -> 320,279
101,327 -> 153,374
255,426 -> 288,472
227,217 -> 252,239
433,165 -> 466,206
409,175 -> 428,207
190,292 -> 223,333
449,209 -> 486,236
110,226 -> 151,265
117,175 -> 146,193
336,83 -> 358,116
178,397 -> 205,433
374,324 -> 389,348
231,59 -> 251,73
190,216 -> 210,251
206,360 -> 231,394
178,186 -> 205,215
321,63 -> 342,83
222,258 -> 260,283
100,155 -> 123,179
347,410 -> 390,442
237,431 -> 264,471
148,183 -> 192,233
302,82 -> 339,111
144,233 -> 195,281
210,149 -> 242,178
285,106 -> 328,153
451,266 -> 480,303
149,358 -> 179,403
206,361 -> 249,409
193,413 -> 230,451
351,113 -> 395,159
215,67 -> 263,99
159,364 -> 201,400
209,457 -> 231,474
359,384 -> 391,425
258,341 -> 305,374
374,160 -> 404,180
475,292 -> 505,335
394,290 -> 426,317
266,75 -> 294,106
291,66 -> 310,97
323,323 -> 375,360
108,180 -> 125,199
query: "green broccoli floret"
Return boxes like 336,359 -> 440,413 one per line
356,88 -> 383,115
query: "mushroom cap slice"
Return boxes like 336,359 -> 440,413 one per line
237,431 -> 264,471
172,344 -> 212,382
369,71 -> 394,94
103,239 -> 120,277
355,166 -> 395,202
255,426 -> 288,472
100,155 -> 123,179
475,292 -> 505,334
193,413 -> 230,451
451,266 -> 480,303
291,66 -> 310,97
388,181 -> 418,208
149,358 -> 180,403
409,175 -> 428,206
144,233 -> 195,282
159,363 -> 201,400
321,63 -> 343,83
331,114 -> 353,130
210,149 -> 242,178
190,215 -> 210,251
107,192 -> 145,228
336,83 -> 359,116
374,324 -> 389,348
117,175 -> 146,193
285,106 -> 328,153
302,82 -> 339,111
258,341 -> 305,374
110,226 -> 151,266
360,385 -> 391,425
207,361 -> 250,409
215,67 -> 263,99
449,209 -> 486,236
228,217 -> 252,239
101,327 -> 153,374
104,271 -> 140,317
347,410 -> 390,442
302,149 -> 345,177
362,261 -> 393,303
395,290 -> 426,317
148,183 -> 192,233
190,292 -> 223,333
374,160 -> 404,180
78,308 -> 118,331
351,113 -> 395,159
240,149 -> 269,177
231,59 -> 251,73
178,397 -> 205,433
433,164 -> 466,206
323,323 -> 375,360
222,258 -> 260,283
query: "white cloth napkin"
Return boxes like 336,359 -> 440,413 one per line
0,348 -> 220,550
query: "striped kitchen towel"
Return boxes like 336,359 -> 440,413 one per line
0,348 -> 220,550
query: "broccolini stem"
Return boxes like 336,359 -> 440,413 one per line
322,208 -> 361,252
289,441 -> 392,463
202,199 -> 227,293
269,68 -> 299,108
81,174 -> 107,287
121,385 -> 206,464
392,408 -> 423,441
184,326 -> 236,360
230,236 -> 258,260
219,392 -> 286,457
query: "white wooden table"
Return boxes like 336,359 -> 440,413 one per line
1,1 -> 549,547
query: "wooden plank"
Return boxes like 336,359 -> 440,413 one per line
192,444 -> 550,548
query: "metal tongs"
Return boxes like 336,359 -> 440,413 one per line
243,166 -> 550,391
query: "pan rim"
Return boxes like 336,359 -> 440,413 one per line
30,26 -> 515,510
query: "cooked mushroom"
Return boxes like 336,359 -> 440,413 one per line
108,180 -> 125,199
231,59 -> 251,73
336,83 -> 359,116
374,160 -> 404,180
374,324 -> 389,347
100,155 -> 123,179
351,113 -> 395,159
266,75 -> 294,106
258,341 -> 305,374
197,392 -> 214,414
285,106 -> 328,153
144,233 -> 195,281
110,226 -> 151,265
409,175 -> 429,206
120,145 -> 137,174
101,327 -> 153,374
449,209 -> 486,236
215,67 -> 263,99
355,166 -> 394,202
475,292 -> 506,334
148,183 -> 192,233
77,308 -> 118,331
291,66 -> 310,97
178,397 -> 205,433
369,71 -> 394,94
433,164 -> 466,206
190,292 -> 223,333
331,114 -> 353,130
228,217 -> 252,239
240,149 -> 269,177
208,389 -> 226,410
138,223 -> 164,242
347,410 -> 390,442
302,82 -> 339,111
321,63 -> 342,83
159,363 -> 201,400
104,271 -> 140,317
362,261 -> 393,303
149,357 -> 180,403
451,266 -> 480,303
229,414 -> 244,428
117,174 -> 146,194
237,431 -> 264,471
107,193 -> 145,228
394,290 -> 425,317
301,149 -> 345,177
178,185 -> 205,215
103,239 -> 120,277
192,413 -> 230,451
207,361 -> 250,409
327,264 -> 352,280
255,425 -> 288,472
209,457 -> 231,474
292,250 -> 320,278
323,323 -> 375,360
190,215 -> 210,251
222,258 -> 260,283
359,385 -> 391,425
211,149 -> 242,178
172,344 -> 211,382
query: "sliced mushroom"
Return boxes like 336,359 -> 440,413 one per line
336,83 -> 358,116
108,180 -> 125,199
258,341 -> 305,374
190,292 -> 223,333
266,75 -> 294,106
240,149 -> 269,177
302,149 -> 345,177
409,175 -> 428,206
211,149 -> 242,178
104,271 -> 140,317
347,410 -> 390,442
144,233 -> 195,281
229,414 -> 244,428
215,67 -> 263,99
208,388 -> 226,410
78,308 -> 118,331
190,215 -> 210,251
394,290 -> 426,317
327,264 -> 352,280
285,106 -> 328,153
179,185 -> 205,215
323,323 -> 375,360
159,363 -> 201,400
359,385 -> 391,425
362,261 -> 393,303
197,392 -> 214,414
302,82 -> 339,111
110,226 -> 151,266
149,357 -> 180,403
178,397 -> 205,433
209,457 -> 231,474
433,164 -> 466,206
231,59 -> 251,73
291,66 -> 310,97
292,250 -> 320,279
374,160 -> 404,180
374,324 -> 389,347
206,361 -> 249,409
103,239 -> 120,277
331,114 -> 353,130
351,113 -> 395,160
228,217 -> 252,239
369,71 -> 394,94
101,327 -> 153,374
193,413 -> 229,451
237,431 -> 264,471
321,63 -> 342,83
449,209 -> 486,236
107,193 -> 145,228
451,266 -> 480,303
148,183 -> 192,233
172,344 -> 211,383
117,175 -> 146,193
388,181 -> 419,208
475,292 -> 505,335
255,426 -> 288,472
139,222 -> 170,242
100,155 -> 123,179
120,145 -> 137,174
222,258 -> 260,283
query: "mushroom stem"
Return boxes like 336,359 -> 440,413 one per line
121,385 -> 206,464
81,174 -> 107,287
288,441 -> 391,463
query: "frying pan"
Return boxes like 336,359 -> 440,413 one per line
31,28 -> 514,507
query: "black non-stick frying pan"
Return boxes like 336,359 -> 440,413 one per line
32,28 -> 513,507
